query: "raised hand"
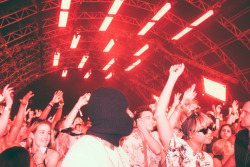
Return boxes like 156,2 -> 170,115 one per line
20,91 -> 34,106
2,84 -> 14,108
232,100 -> 239,112
51,90 -> 63,104
76,93 -> 91,108
169,63 -> 185,78
182,84 -> 197,104
172,93 -> 182,107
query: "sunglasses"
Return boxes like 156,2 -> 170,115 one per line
198,124 -> 216,135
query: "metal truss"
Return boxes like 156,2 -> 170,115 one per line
185,0 -> 250,50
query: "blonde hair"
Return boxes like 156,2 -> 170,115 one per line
26,120 -> 52,149
55,133 -> 71,159
180,111 -> 213,139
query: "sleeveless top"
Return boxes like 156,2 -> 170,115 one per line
235,129 -> 250,167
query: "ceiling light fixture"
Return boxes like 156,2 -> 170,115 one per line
151,3 -> 171,21
108,0 -> 124,15
103,39 -> 115,52
138,22 -> 155,35
70,34 -> 81,49
99,17 -> 114,31
102,58 -> 115,71
134,44 -> 149,56
58,11 -> 69,27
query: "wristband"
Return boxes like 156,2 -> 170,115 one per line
48,103 -> 53,108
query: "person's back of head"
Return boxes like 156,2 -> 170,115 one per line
0,146 -> 30,167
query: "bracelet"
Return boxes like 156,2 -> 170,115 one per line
48,103 -> 53,108
4,106 -> 11,112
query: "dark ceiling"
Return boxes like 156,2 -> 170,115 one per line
0,0 -> 249,115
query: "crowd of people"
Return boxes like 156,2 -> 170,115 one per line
0,63 -> 249,167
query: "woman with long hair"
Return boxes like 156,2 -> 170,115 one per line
26,120 -> 59,167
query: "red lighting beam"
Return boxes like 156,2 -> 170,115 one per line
108,0 -> 124,15
58,11 -> 69,27
138,22 -> 155,35
53,52 -> 60,66
61,0 -> 71,10
84,70 -> 91,79
70,34 -> 81,49
99,17 -> 113,31
103,39 -> 115,52
125,59 -> 141,71
102,58 -> 115,71
151,3 -> 171,21
191,10 -> 214,27
105,72 -> 113,79
78,55 -> 89,68
134,44 -> 149,56
62,70 -> 68,77
171,27 -> 193,40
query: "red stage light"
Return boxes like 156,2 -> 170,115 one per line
203,77 -> 226,102
134,44 -> 149,56
62,70 -> 68,77
151,3 -> 171,21
108,0 -> 124,15
99,17 -> 113,31
78,55 -> 89,68
53,52 -> 60,66
84,70 -> 91,79
138,22 -> 155,35
70,34 -> 81,49
103,58 -> 115,71
172,27 -> 193,40
103,39 -> 115,52
61,0 -> 71,10
191,10 -> 214,27
125,59 -> 141,71
105,72 -> 113,79
58,11 -> 69,27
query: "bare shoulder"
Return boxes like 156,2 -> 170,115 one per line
213,158 -> 222,167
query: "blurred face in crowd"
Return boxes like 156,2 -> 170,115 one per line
140,111 -> 155,131
240,101 -> 250,129
220,125 -> 232,140
31,123 -> 51,147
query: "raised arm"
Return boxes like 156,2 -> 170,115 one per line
51,98 -> 64,131
0,85 -> 13,136
137,118 -> 162,155
8,91 -> 34,144
167,93 -> 181,119
154,64 -> 184,149
39,90 -> 63,120
62,93 -> 90,129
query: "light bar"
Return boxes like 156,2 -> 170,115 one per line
53,52 -> 60,66
138,22 -> 155,35
151,3 -> 171,21
125,59 -> 141,71
203,77 -> 226,101
105,72 -> 113,79
99,17 -> 113,31
62,70 -> 68,77
134,44 -> 149,56
61,0 -> 71,10
58,11 -> 69,27
171,27 -> 193,40
103,39 -> 115,52
78,55 -> 89,68
108,0 -> 124,15
84,70 -> 91,79
191,10 -> 214,27
102,58 -> 115,71
70,34 -> 81,49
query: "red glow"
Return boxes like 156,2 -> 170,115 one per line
125,59 -> 141,71
53,52 -> 60,66
134,44 -> 149,56
78,55 -> 89,68
105,72 -> 113,79
203,77 -> 226,101
191,10 -> 214,26
102,58 -> 115,71
62,70 -> 68,77
138,22 -> 155,35
99,17 -> 113,31
84,70 -> 91,79
151,3 -> 171,21
61,0 -> 71,10
58,11 -> 69,27
108,0 -> 124,15
171,27 -> 193,40
70,34 -> 81,49
103,39 -> 115,52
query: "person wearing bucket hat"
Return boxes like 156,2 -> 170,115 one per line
62,87 -> 133,167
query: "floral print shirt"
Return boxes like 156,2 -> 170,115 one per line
122,129 -> 161,167
165,134 -> 213,167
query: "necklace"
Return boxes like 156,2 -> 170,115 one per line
95,137 -> 126,167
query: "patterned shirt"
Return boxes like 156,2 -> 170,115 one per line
165,134 -> 213,167
122,129 -> 161,167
